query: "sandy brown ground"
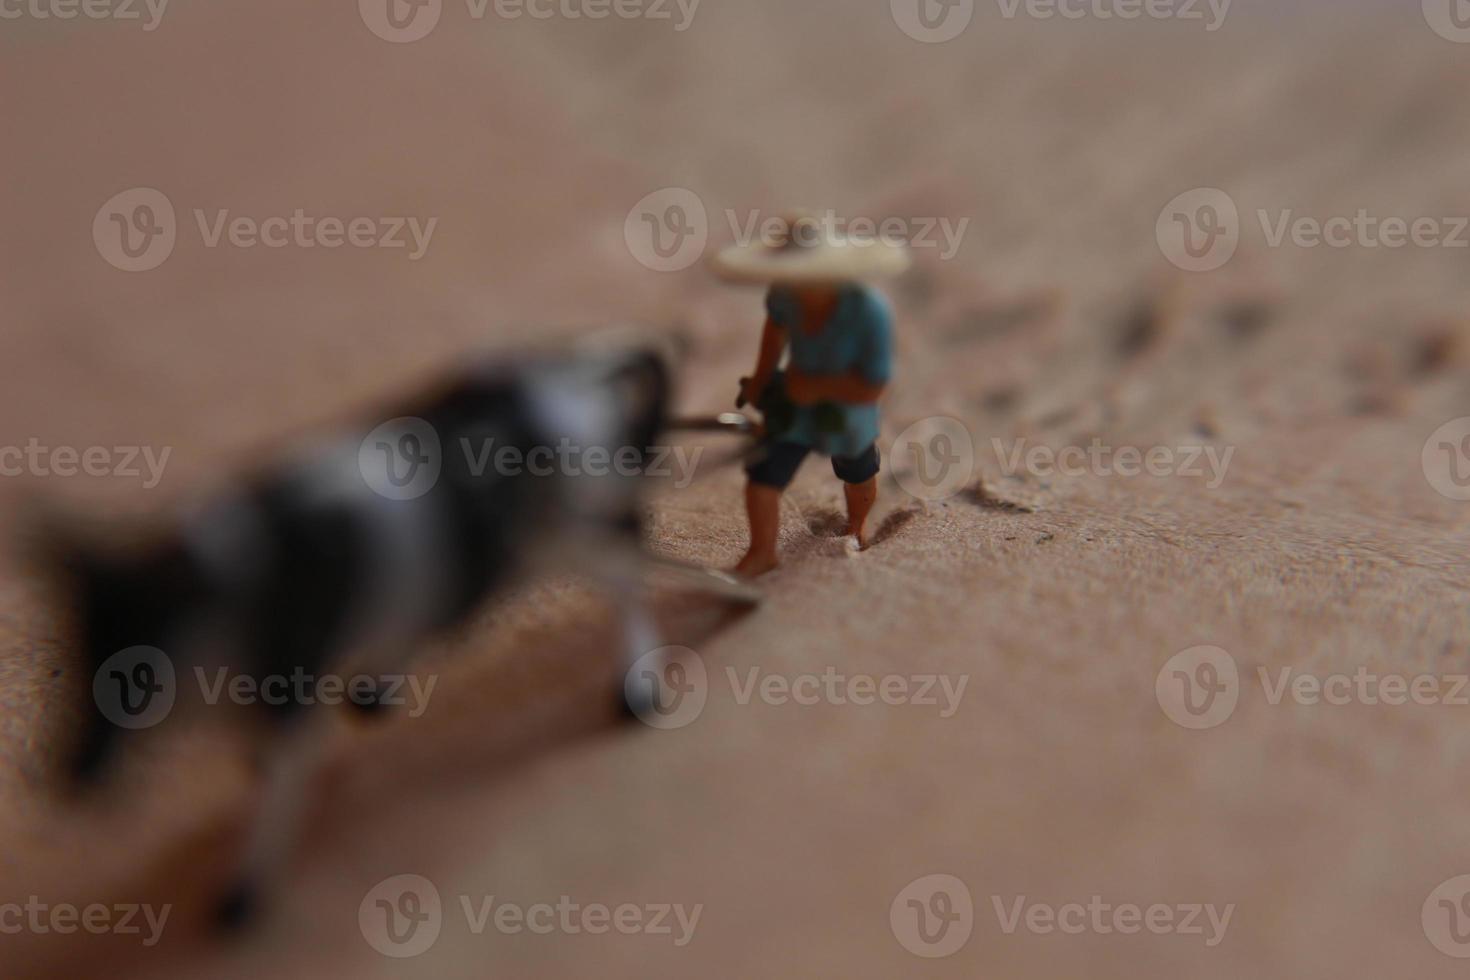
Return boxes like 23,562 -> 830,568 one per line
4,0 -> 1470,976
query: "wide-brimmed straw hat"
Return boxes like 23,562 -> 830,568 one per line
710,211 -> 912,286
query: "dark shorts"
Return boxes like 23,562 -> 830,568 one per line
745,440 -> 880,490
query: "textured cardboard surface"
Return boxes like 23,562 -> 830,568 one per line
3,2 -> 1470,976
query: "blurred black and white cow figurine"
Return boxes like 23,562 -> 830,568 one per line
49,342 -> 758,925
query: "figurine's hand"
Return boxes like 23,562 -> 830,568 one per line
784,370 -> 824,406
737,376 -> 766,409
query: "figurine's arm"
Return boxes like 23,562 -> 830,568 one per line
738,317 -> 787,407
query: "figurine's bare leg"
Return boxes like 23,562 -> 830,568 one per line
844,476 -> 878,550
734,482 -> 782,576
216,711 -> 332,928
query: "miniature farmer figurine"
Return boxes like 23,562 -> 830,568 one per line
712,212 -> 910,576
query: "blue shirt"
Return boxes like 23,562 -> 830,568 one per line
765,284 -> 894,458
